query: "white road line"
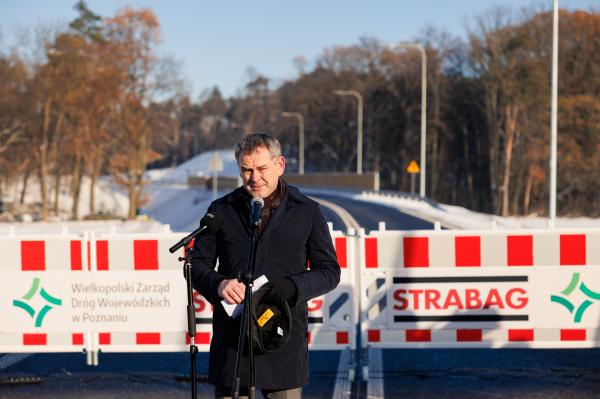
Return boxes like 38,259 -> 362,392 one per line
311,195 -> 361,399
332,347 -> 352,399
367,347 -> 384,399
310,197 -> 362,233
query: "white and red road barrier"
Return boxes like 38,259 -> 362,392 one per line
0,232 -> 92,355
307,232 -> 357,350
360,228 -> 600,349
0,227 -> 357,363
4,225 -> 600,365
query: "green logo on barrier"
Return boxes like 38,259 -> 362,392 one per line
551,273 -> 600,323
13,278 -> 62,327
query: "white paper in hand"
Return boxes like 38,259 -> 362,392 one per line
221,275 -> 269,318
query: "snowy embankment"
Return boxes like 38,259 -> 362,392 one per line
1,175 -> 129,221
355,191 -> 600,230
141,150 -> 239,232
3,147 -> 599,233
0,150 -> 239,234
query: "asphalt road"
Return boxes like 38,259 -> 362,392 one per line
310,192 -> 433,232
379,348 -> 600,398
0,351 -> 342,399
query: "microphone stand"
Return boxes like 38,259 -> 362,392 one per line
179,247 -> 199,399
232,221 -> 259,399
170,212 -> 222,399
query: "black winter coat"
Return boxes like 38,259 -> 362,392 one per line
190,183 -> 341,389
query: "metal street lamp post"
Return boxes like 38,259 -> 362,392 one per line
281,111 -> 305,175
334,90 -> 363,175
394,41 -> 427,197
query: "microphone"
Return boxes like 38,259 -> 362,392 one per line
169,212 -> 223,253
249,197 -> 264,228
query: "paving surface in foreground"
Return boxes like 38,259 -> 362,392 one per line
376,348 -> 600,399
3,349 -> 600,398
0,351 -> 339,399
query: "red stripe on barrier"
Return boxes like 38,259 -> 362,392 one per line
186,332 -> 211,345
307,331 -> 312,345
70,240 -> 83,271
96,241 -> 109,271
23,333 -> 46,345
198,332 -> 210,345
403,237 -> 429,268
457,329 -> 482,342
367,329 -> 381,343
72,333 -> 84,345
335,237 -> 347,268
560,235 -> 586,266
560,329 -> 586,341
136,332 -> 161,345
99,333 -> 111,345
507,235 -> 533,266
508,329 -> 534,342
336,331 -> 349,344
455,236 -> 481,267
21,241 -> 45,271
365,238 -> 379,268
406,329 -> 431,342
134,240 -> 159,270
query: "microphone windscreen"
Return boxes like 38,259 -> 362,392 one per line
201,212 -> 223,233
251,196 -> 264,208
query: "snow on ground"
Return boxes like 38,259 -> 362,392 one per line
148,150 -> 238,184
3,147 -> 599,233
355,191 -> 600,230
2,175 -> 129,220
0,219 -> 170,235
141,149 -> 237,232
142,183 -> 224,232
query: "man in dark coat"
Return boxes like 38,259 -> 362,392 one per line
191,133 -> 341,398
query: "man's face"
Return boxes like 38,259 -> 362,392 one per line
238,146 -> 285,198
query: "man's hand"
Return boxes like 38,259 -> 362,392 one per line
218,279 -> 246,304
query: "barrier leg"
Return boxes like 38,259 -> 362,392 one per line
361,346 -> 369,382
348,349 -> 356,382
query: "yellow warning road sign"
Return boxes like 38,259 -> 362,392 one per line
406,160 -> 420,174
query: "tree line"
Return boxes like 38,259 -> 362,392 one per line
1,2 -> 598,220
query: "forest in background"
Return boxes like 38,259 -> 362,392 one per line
0,1 -> 598,220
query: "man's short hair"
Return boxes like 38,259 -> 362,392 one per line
235,133 -> 281,161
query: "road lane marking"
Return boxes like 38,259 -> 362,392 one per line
367,347 -> 384,399
332,347 -> 352,399
310,197 -> 362,233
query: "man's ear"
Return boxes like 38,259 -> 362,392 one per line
277,156 -> 286,177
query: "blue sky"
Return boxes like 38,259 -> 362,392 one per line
1,1 -> 598,99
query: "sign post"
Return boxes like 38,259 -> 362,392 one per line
406,160 -> 420,195
208,152 -> 224,201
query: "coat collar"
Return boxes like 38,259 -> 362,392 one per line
226,186 -> 251,204
285,183 -> 309,205
226,179 -> 308,206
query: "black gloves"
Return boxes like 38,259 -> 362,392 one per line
270,277 -> 298,304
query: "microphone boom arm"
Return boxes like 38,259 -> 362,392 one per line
169,225 -> 207,253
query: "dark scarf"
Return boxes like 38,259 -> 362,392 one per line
259,178 -> 286,234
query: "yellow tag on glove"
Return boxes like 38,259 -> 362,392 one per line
257,308 -> 274,327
